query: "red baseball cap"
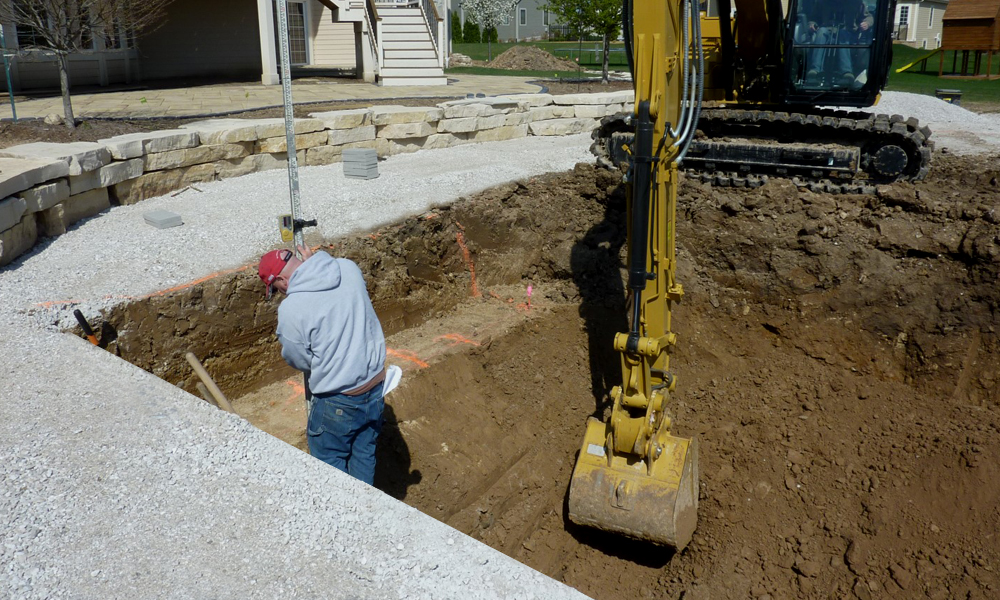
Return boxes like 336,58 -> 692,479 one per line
258,249 -> 292,299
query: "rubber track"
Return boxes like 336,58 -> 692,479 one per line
592,107 -> 934,194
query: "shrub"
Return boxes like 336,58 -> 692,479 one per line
463,17 -> 481,44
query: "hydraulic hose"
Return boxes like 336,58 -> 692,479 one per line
677,0 -> 705,162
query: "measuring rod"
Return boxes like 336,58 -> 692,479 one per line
275,0 -> 304,250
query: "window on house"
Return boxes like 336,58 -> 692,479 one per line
273,1 -> 308,65
921,38 -> 927,48
543,10 -> 549,26
898,5 -> 909,25
502,14 -> 510,25
14,0 -> 47,50
519,7 -> 526,26
928,7 -> 934,27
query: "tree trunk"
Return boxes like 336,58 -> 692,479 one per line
602,33 -> 610,84
57,53 -> 76,130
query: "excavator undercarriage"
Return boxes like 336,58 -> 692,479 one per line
593,106 -> 933,192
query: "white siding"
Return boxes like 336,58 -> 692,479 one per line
913,0 -> 947,49
310,2 -> 357,68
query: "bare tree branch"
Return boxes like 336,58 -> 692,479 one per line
0,0 -> 176,127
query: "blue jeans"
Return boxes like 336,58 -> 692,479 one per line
307,383 -> 384,485
807,27 -> 853,76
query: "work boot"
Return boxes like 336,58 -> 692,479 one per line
805,70 -> 820,85
839,72 -> 856,87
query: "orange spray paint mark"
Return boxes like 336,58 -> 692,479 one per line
434,333 -> 480,347
388,348 -> 429,369
455,231 -> 481,298
283,379 -> 306,405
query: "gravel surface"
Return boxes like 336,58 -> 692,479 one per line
0,133 -> 595,600
859,91 -> 1000,155
2,92 -> 995,599
0,134 -> 594,331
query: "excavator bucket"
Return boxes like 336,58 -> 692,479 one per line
568,417 -> 698,549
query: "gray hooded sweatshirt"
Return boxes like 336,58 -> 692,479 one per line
276,253 -> 385,396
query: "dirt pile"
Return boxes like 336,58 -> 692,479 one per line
487,45 -> 579,71
106,154 -> 1000,600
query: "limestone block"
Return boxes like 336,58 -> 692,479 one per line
256,132 -> 328,154
606,103 -> 624,115
439,103 -> 488,119
528,105 -> 576,121
470,125 -> 529,143
144,143 -> 253,171
0,213 -> 37,267
253,118 -> 326,139
504,112 -> 533,127
377,134 -> 461,157
0,142 -> 110,175
180,119 -> 261,144
575,104 -> 609,119
0,157 -> 71,199
309,108 -> 372,129
40,188 -> 110,236
371,106 -> 443,126
21,179 -> 70,213
477,114 -> 508,130
110,164 -> 216,206
305,141 -> 377,166
328,125 -> 376,146
552,90 -> 634,105
529,118 -> 600,136
0,196 -> 27,232
215,151 -> 304,179
98,130 -> 201,159
69,159 -> 144,195
499,93 -> 554,108
437,117 -> 479,134
378,121 -> 436,139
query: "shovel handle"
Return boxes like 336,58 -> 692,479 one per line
73,309 -> 99,346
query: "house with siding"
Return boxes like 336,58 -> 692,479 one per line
894,0 -> 950,49
450,0 -> 556,42
0,0 -> 447,93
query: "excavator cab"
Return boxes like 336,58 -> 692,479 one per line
784,0 -> 896,106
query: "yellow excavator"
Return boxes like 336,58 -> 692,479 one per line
593,0 -> 931,193
567,0 -> 701,549
569,0 -> 922,549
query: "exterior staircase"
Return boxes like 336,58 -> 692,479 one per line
376,5 -> 447,86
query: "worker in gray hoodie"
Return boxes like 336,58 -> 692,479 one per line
258,245 -> 386,485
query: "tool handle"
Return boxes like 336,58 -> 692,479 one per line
73,309 -> 99,345
185,352 -> 235,414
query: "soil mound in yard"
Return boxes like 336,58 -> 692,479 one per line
487,45 -> 579,71
107,154 -> 1000,600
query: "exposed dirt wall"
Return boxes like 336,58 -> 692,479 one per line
99,154 -> 1000,600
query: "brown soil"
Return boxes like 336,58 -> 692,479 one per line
95,154 -> 1000,600
488,45 -> 580,72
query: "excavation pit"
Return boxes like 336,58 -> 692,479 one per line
99,157 -> 1000,599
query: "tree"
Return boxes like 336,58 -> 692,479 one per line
544,0 -> 621,83
451,11 -> 463,44
462,14 -> 481,44
462,0 -> 517,61
482,25 -> 497,44
0,0 -> 174,129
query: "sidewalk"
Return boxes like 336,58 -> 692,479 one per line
0,74 -> 545,120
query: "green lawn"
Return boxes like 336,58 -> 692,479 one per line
451,41 -> 1000,109
886,44 -> 1000,108
445,66 -> 604,79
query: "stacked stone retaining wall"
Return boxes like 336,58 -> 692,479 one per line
0,91 -> 634,267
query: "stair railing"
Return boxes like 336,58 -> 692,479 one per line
419,0 -> 444,67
